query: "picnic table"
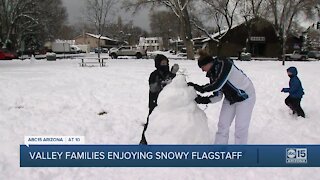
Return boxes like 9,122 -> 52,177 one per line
79,57 -> 108,67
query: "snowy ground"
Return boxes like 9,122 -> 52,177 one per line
0,57 -> 320,179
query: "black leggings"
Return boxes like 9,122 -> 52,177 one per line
140,107 -> 155,145
285,96 -> 305,118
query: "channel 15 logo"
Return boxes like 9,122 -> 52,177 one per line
286,148 -> 307,164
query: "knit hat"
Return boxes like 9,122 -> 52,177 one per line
197,49 -> 214,68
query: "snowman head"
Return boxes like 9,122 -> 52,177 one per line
157,75 -> 197,110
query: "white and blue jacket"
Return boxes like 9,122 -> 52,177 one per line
201,59 -> 255,104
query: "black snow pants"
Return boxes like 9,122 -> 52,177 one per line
285,96 -> 305,118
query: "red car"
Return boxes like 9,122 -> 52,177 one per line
0,49 -> 16,60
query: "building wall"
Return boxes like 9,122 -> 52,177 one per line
205,18 -> 283,58
265,43 -> 281,57
220,43 -> 244,57
139,37 -> 164,51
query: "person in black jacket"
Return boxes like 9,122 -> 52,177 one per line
140,54 -> 179,144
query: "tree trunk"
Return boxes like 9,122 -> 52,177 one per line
4,27 -> 12,49
181,6 -> 194,60
185,39 -> 194,59
98,36 -> 101,60
217,41 -> 223,58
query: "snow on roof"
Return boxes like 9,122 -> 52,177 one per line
169,38 -> 183,43
201,15 -> 261,43
85,33 -> 118,42
202,26 -> 237,43
140,37 -> 163,40
55,39 -> 76,45
192,37 -> 207,41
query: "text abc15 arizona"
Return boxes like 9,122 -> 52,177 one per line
286,148 -> 307,164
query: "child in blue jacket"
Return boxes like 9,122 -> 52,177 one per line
281,66 -> 305,118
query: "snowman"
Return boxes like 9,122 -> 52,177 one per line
145,75 -> 212,144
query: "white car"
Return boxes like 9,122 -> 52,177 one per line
109,46 -> 147,59
284,51 -> 308,61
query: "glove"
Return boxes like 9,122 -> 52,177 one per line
195,95 -> 211,104
281,88 -> 289,92
161,79 -> 172,86
171,64 -> 179,74
281,88 -> 285,92
187,82 -> 205,93
213,91 -> 221,96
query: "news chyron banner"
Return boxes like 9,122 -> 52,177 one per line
20,136 -> 320,167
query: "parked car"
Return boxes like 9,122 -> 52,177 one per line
0,49 -> 16,60
284,51 -> 308,61
307,51 -> 320,59
94,47 -> 108,53
240,52 -> 252,61
109,46 -> 147,59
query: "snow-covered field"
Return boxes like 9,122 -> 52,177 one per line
0,57 -> 319,179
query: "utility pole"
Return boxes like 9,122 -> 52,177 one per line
98,34 -> 101,61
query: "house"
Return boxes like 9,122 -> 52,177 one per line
74,33 -> 121,50
169,38 -> 184,53
139,37 -> 164,51
202,17 -> 302,58
192,37 -> 208,51
168,37 -> 207,53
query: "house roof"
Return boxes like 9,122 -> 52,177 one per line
140,37 -> 163,40
169,37 -> 208,44
169,38 -> 183,43
202,25 -> 238,43
201,17 -> 275,43
85,33 -> 118,42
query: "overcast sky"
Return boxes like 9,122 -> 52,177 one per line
62,0 -> 151,31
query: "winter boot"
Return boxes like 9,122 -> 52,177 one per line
297,112 -> 305,118
139,136 -> 148,145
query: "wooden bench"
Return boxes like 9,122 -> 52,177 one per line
79,57 -> 108,67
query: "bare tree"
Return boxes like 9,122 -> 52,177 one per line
239,0 -> 267,18
88,16 -> 148,46
150,10 -> 180,49
200,0 -> 241,56
236,0 -> 269,53
304,27 -> 320,51
86,0 -> 117,58
124,0 -> 195,60
38,0 -> 68,40
0,0 -> 37,49
86,0 -> 117,35
0,0 -> 68,52
268,0 -> 318,65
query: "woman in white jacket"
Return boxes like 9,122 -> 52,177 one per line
188,50 -> 255,144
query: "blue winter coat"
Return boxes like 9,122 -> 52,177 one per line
282,67 -> 304,98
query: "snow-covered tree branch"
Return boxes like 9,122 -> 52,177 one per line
267,0 -> 318,65
123,0 -> 195,60
0,0 -> 68,51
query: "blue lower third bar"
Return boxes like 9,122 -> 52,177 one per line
20,145 -> 320,167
